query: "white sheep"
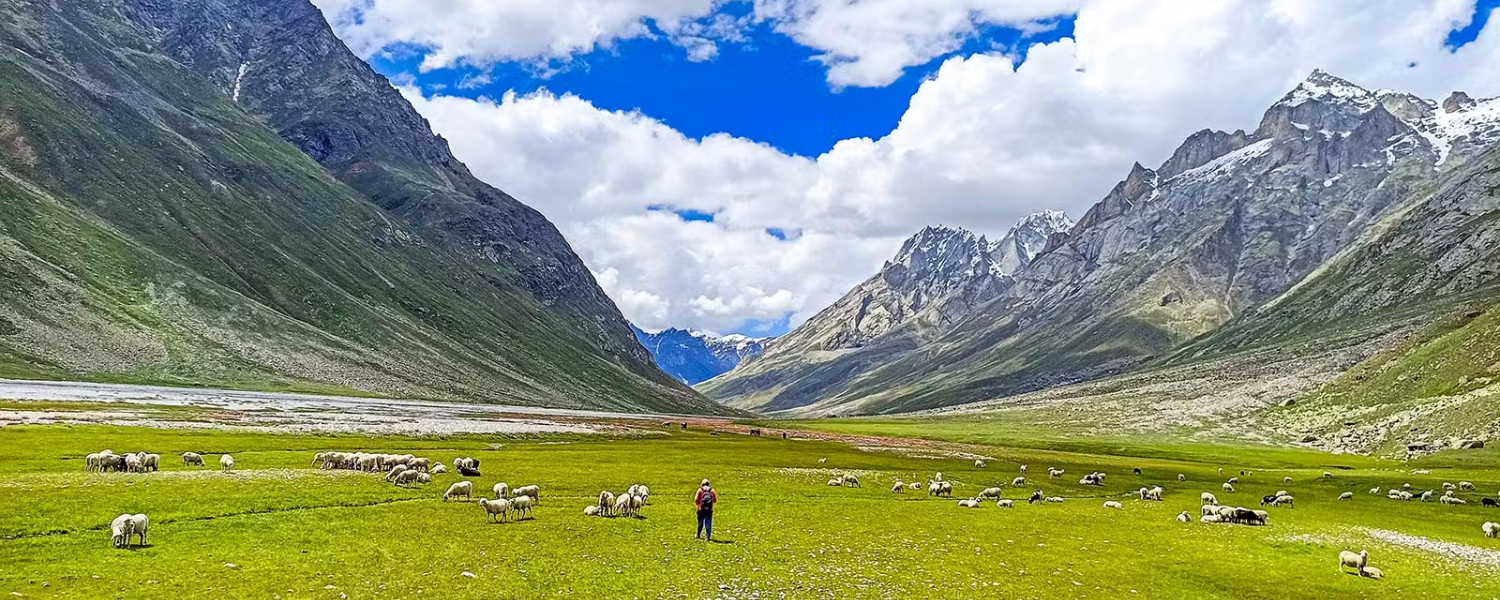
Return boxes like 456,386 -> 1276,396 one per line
1440,496 -> 1467,505
1338,550 -> 1368,575
957,498 -> 979,508
599,491 -> 616,516
1421,490 -> 1433,502
443,481 -> 473,502
1201,492 -> 1218,505
975,459 -> 987,468
393,469 -> 421,486
1048,468 -> 1064,479
1012,476 -> 1027,487
1201,505 -> 1219,517
892,481 -> 905,494
219,454 -> 234,472
1176,511 -> 1191,523
1222,483 -> 1235,493
827,478 -> 844,487
513,485 -> 541,503
182,452 -> 205,466
978,487 -> 1004,499
934,472 -> 944,482
1142,486 -> 1163,501
1323,471 -> 1333,480
1227,477 -> 1239,484
1044,496 -> 1064,503
1338,492 -> 1354,501
125,453 -> 143,473
612,493 -> 631,517
1275,490 -> 1289,498
1460,481 -> 1475,491
479,497 -> 511,523
584,505 -> 600,516
494,482 -> 511,499
996,499 -> 1013,508
939,481 -> 954,497
1103,501 -> 1122,509
431,464 -> 447,474
416,473 -> 431,484
1369,487 -> 1380,495
385,465 -> 409,482
1284,476 -> 1293,483
1178,474 -> 1186,482
928,481 -> 942,496
110,513 -> 147,548
1274,495 -> 1294,508
1019,465 -> 1028,473
637,485 -> 650,504
629,493 -> 644,516
841,473 -> 861,488
1483,522 -> 1499,538
511,495 -> 535,519
908,482 -> 922,490
1360,566 -> 1383,579
817,458 -> 827,464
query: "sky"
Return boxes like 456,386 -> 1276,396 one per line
310,0 -> 1500,337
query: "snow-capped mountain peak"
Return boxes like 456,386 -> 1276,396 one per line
1279,69 -> 1376,110
990,210 -> 1075,276
633,326 -> 771,385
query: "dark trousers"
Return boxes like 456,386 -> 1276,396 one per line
696,509 -> 713,539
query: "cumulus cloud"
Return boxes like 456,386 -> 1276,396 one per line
395,0 -> 1499,333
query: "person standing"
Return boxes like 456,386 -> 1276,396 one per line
694,478 -> 718,540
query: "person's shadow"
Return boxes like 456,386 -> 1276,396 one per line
708,539 -> 735,544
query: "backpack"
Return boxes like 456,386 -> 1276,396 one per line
698,488 -> 715,510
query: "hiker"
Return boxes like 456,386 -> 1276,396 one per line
694,478 -> 718,540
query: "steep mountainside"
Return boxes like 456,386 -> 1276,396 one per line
706,71 -> 1500,417
700,212 -> 1072,411
0,0 -> 720,413
633,326 -> 768,385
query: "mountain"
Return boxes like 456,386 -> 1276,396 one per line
699,212 -> 1073,412
632,326 -> 769,385
704,70 -> 1500,420
0,0 -> 725,414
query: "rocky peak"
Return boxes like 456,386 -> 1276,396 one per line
1157,129 -> 1254,179
887,226 -> 991,279
1443,91 -> 1477,113
1259,70 -> 1376,140
1071,162 -> 1157,233
990,210 -> 1075,275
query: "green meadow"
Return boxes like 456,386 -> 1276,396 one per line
1,415 -> 1497,599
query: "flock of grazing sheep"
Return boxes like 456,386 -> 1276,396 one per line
822,457 -> 1500,579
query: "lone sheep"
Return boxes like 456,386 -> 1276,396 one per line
1483,522 -> 1499,538
109,514 -> 148,548
182,452 -> 205,466
1176,511 -> 1190,523
1222,483 -> 1235,493
974,460 -> 987,468
1339,550 -> 1369,575
219,454 -> 234,472
1103,501 -> 1123,509
1201,492 -> 1218,505
1338,492 -> 1354,501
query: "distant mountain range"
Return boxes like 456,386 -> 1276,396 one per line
0,0 -> 725,414
701,70 -> 1500,449
633,327 -> 769,385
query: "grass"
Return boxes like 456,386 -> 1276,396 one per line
2,422 -> 1498,599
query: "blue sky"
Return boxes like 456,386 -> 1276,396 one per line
335,0 -> 1500,339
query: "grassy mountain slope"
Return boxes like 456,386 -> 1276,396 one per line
0,0 -> 720,413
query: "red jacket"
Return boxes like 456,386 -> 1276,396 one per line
694,487 -> 718,510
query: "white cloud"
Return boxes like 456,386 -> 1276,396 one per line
395,0 -> 1499,333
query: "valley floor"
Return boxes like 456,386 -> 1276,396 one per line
1,400 -> 1498,598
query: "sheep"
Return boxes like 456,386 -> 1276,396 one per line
1201,515 -> 1222,523
416,473 -> 431,484
1444,490 -> 1455,498
1402,483 -> 1412,490
1048,468 -> 1064,479
479,497 -> 511,523
1275,490 -> 1289,498
1178,474 -> 1186,482
1274,495 -> 1294,508
1133,467 -> 1143,475
453,457 -> 481,477
1217,468 -> 1223,475
1019,465 -> 1028,473
1143,486 -> 1164,501
599,491 -> 616,516
511,495 -> 535,519
385,465 -> 409,482
140,453 -> 159,472
392,469 -> 421,486
908,482 -> 922,490
928,481 -> 943,496
513,485 -> 541,503
110,514 -> 140,548
408,457 -> 432,472
957,498 -> 980,508
1227,477 -> 1239,485
1284,476 -> 1293,483
494,483 -> 511,499
827,478 -> 844,487
1460,481 -> 1476,491
818,458 -> 827,464
892,481 -> 906,494
1260,495 -> 1280,506
1080,473 -> 1105,486
1338,550 -> 1368,575
1483,522 -> 1499,538
628,493 -> 644,516
842,474 -> 862,488
1103,501 -> 1123,509
1440,496 -> 1467,505
1176,511 -> 1191,523
1422,490 -> 1434,502
1201,505 -> 1220,517
1012,476 -> 1027,487
125,453 -> 143,473
974,459 -> 987,468
978,487 -> 1004,500
1443,482 -> 1456,490
1338,492 -> 1354,501
1222,483 -> 1235,493
180,452 -> 204,467
1482,498 -> 1498,508
1360,566 -> 1384,579
1027,489 -> 1044,504
934,472 -> 944,482
1400,491 -> 1414,501
443,481 -> 473,502
583,505 -> 600,516
939,482 -> 953,497
1369,487 -> 1380,495
219,454 -> 234,472
636,485 -> 650,504
430,464 -> 447,475
996,499 -> 1014,508
1044,496 -> 1065,503
612,493 -> 631,517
